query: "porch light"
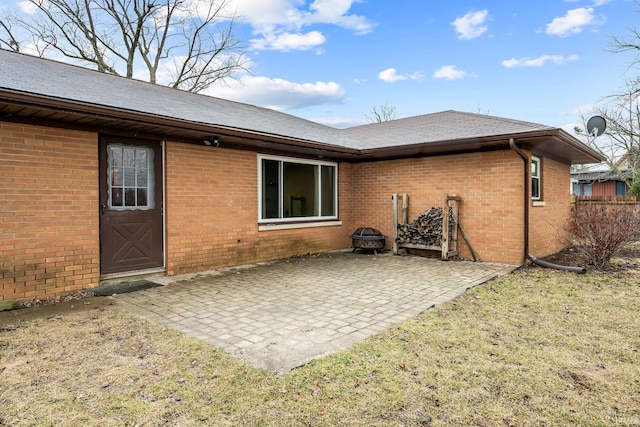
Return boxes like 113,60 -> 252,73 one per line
203,136 -> 220,147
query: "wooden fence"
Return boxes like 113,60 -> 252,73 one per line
573,195 -> 640,210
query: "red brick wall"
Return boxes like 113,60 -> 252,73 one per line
529,156 -> 572,258
0,123 -> 99,301
350,151 -> 526,265
350,151 -> 573,264
164,142 -> 353,275
0,124 -> 574,301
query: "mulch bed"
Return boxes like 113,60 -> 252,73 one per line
540,242 -> 640,271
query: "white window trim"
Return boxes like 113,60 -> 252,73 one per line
257,154 -> 339,224
259,220 -> 342,231
531,156 -> 541,201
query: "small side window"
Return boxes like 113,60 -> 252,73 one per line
531,156 -> 541,200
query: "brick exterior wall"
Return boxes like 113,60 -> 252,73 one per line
0,123 -> 99,301
350,151 -> 526,265
529,156 -> 572,258
0,123 -> 573,301
164,142 -> 353,275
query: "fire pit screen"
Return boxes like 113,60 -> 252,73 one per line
350,227 -> 388,254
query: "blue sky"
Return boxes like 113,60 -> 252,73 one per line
2,0 -> 638,131
205,0 -> 639,130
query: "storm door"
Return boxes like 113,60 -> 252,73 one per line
99,136 -> 164,274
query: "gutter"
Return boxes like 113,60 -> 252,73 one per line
0,89 -> 361,156
509,138 -> 586,274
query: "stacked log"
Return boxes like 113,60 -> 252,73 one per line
396,207 -> 453,247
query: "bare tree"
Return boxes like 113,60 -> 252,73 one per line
0,15 -> 20,51
575,82 -> 640,195
5,0 -> 247,92
365,102 -> 397,123
571,9 -> 640,194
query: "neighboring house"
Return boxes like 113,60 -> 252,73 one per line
571,169 -> 632,197
571,154 -> 634,197
0,50 -> 604,301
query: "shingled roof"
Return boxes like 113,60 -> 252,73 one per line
344,110 -> 554,149
0,49 -> 603,164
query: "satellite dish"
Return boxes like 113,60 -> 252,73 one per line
586,115 -> 606,137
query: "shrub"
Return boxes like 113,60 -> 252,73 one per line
566,203 -> 640,270
629,178 -> 640,196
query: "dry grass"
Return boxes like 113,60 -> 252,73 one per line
1,265 -> 639,426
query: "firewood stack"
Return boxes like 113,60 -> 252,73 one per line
396,207 -> 453,247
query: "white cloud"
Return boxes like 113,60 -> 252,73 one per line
17,1 -> 38,15
378,68 -> 422,83
251,31 -> 326,51
545,8 -> 600,36
502,54 -> 579,68
204,75 -> 346,111
378,68 -> 405,82
310,116 -> 366,128
558,104 -> 595,118
305,0 -> 373,35
229,0 -> 374,51
452,10 -> 489,40
433,65 -> 467,80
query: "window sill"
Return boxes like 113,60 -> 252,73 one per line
532,201 -> 546,207
258,220 -> 342,231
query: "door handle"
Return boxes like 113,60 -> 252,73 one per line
100,203 -> 106,215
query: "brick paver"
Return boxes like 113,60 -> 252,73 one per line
112,252 -> 514,373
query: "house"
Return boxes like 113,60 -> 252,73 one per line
0,50 -> 604,302
571,156 -> 633,197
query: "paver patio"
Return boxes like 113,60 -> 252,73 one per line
112,252 -> 515,373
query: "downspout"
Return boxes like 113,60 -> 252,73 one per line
509,138 -> 530,262
509,138 -> 586,274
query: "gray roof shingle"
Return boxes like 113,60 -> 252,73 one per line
343,110 -> 555,149
0,49 -> 603,164
0,50 -> 358,148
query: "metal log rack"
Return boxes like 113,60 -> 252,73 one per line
392,193 -> 460,260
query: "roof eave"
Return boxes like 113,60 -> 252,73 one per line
552,129 -> 606,164
355,130 -> 562,161
1,87 -> 606,165
0,89 -> 361,157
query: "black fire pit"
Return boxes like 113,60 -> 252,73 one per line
350,227 -> 388,254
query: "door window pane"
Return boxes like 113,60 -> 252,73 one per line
112,188 -> 123,206
136,169 -> 147,187
137,188 -> 148,206
108,145 -> 155,209
125,188 -> 136,206
123,148 -> 135,167
124,168 -> 135,186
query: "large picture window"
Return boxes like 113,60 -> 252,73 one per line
259,155 -> 337,222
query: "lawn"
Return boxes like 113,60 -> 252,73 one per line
1,257 -> 639,426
